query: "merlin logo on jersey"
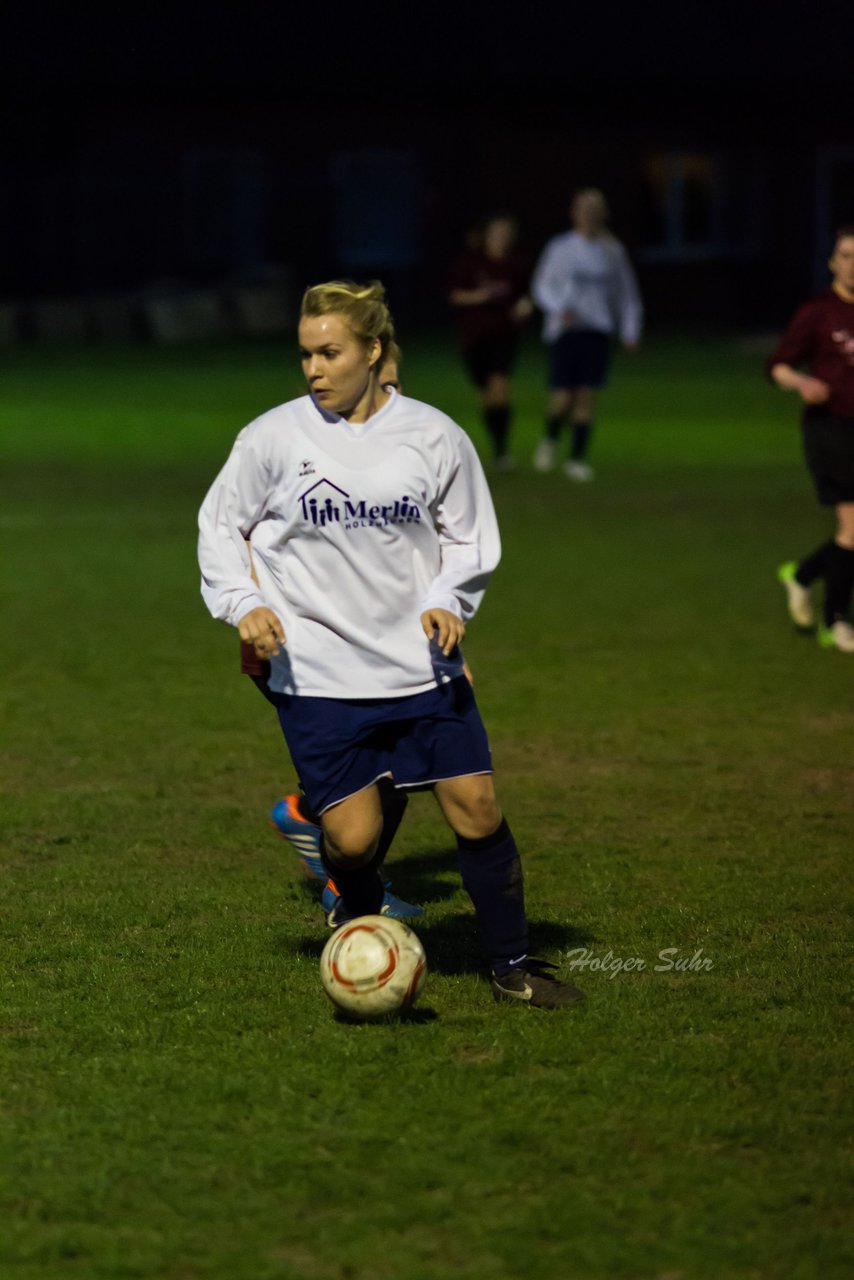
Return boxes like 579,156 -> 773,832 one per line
298,479 -> 422,530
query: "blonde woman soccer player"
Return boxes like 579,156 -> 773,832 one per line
199,280 -> 584,1008
770,226 -> 854,653
244,346 -> 418,920
531,188 -> 642,480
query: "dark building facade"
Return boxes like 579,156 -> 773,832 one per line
1,9 -> 848,333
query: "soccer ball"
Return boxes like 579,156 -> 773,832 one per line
320,915 -> 427,1021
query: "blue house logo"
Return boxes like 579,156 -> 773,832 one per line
298,479 -> 350,527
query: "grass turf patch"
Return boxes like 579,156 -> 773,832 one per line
1,334 -> 852,1279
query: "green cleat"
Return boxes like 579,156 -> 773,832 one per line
777,561 -> 816,630
817,621 -> 854,652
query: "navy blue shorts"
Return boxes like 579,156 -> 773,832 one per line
275,676 -> 493,814
548,329 -> 612,390
462,332 -> 519,388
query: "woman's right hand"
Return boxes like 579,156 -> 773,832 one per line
238,607 -> 286,658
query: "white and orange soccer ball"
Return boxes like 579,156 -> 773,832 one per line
320,915 -> 427,1020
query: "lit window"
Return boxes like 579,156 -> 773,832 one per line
638,153 -> 722,260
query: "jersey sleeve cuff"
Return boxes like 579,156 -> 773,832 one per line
232,592 -> 268,626
420,593 -> 463,619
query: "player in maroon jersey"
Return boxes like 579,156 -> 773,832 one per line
770,226 -> 854,653
447,213 -> 532,470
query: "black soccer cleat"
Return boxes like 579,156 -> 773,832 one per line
491,959 -> 586,1009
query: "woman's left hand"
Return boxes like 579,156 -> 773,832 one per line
421,608 -> 465,656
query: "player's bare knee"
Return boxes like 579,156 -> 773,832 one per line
320,786 -> 383,866
436,778 -> 502,839
463,796 -> 502,838
322,830 -> 379,868
321,814 -> 381,866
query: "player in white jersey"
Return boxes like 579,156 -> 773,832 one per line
244,346 -> 422,921
199,280 -> 585,1009
531,189 -> 643,480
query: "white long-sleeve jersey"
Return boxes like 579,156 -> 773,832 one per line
531,231 -> 643,345
198,390 -> 501,699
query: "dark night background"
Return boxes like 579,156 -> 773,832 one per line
1,0 -> 850,336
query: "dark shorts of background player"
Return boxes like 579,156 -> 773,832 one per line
275,675 -> 493,815
461,332 -> 519,388
548,329 -> 611,390
801,409 -> 854,505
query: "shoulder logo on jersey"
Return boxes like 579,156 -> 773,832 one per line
297,477 -> 421,530
299,459 -> 316,477
831,329 -> 854,364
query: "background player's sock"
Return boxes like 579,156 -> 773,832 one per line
455,818 -> 528,976
796,540 -> 833,586
296,794 -> 321,824
546,413 -> 566,442
570,421 -> 593,460
484,405 -> 511,458
824,542 -> 854,624
376,781 -> 409,866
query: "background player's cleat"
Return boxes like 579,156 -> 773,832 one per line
777,561 -> 816,629
270,796 -> 325,880
323,883 -> 424,928
563,460 -> 594,482
817,620 -> 854,652
491,958 -> 586,1009
532,439 -> 556,472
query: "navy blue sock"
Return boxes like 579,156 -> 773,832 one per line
546,413 -> 565,442
456,818 -> 528,976
570,421 -> 593,460
321,840 -> 384,916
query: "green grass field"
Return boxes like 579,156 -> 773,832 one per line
2,333 -> 852,1280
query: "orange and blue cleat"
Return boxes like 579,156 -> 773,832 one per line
270,795 -> 325,880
